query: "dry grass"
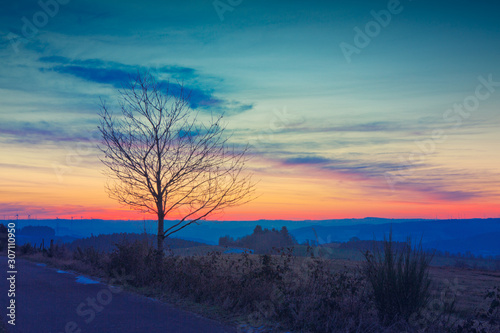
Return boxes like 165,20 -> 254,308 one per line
19,241 -> 500,332
172,245 -> 227,256
429,266 -> 500,315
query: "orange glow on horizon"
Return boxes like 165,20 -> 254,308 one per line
1,151 -> 499,221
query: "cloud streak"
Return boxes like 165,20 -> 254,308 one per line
39,56 -> 253,114
278,153 -> 491,202
0,120 -> 98,145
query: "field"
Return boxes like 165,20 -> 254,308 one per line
290,254 -> 500,320
13,238 -> 500,333
292,244 -> 500,271
429,266 -> 500,315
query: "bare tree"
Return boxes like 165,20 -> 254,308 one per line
98,72 -> 255,253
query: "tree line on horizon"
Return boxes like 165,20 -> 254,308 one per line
219,225 -> 296,254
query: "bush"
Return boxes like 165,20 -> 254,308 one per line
454,260 -> 470,269
19,242 -> 38,255
99,241 -> 373,332
363,231 -> 433,326
73,246 -> 103,267
458,286 -> 500,332
106,239 -> 159,286
274,257 -> 372,332
46,240 -> 71,259
156,250 -> 372,332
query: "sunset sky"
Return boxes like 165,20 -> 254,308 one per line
1,0 -> 499,220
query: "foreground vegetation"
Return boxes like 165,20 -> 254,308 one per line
1,223 -> 499,332
13,235 -> 499,333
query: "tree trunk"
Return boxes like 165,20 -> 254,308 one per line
157,214 -> 164,253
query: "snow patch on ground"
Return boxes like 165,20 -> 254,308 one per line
75,276 -> 100,284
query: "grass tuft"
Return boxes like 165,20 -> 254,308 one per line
363,230 -> 433,326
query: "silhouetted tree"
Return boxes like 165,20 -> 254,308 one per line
219,235 -> 234,247
98,72 -> 255,253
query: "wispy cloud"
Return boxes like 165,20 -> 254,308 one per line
0,120 -> 98,145
276,152 -> 493,202
0,162 -> 53,173
284,156 -> 334,165
0,202 -> 107,218
39,56 -> 253,114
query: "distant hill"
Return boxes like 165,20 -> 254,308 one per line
19,225 -> 55,237
4,218 -> 500,256
289,219 -> 500,256
338,238 -> 410,253
4,218 -> 426,243
424,232 -> 500,257
66,232 -> 206,253
14,225 -> 78,246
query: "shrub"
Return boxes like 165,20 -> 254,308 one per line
106,239 -> 159,286
103,242 -> 373,332
19,242 -> 38,255
73,246 -> 103,267
454,260 -> 470,269
363,231 -> 433,326
44,240 -> 70,259
274,257 -> 372,332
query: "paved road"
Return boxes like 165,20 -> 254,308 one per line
0,256 -> 236,333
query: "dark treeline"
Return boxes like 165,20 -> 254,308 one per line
219,225 -> 296,254
18,225 -> 56,237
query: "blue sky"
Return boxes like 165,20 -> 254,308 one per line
1,0 -> 499,219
